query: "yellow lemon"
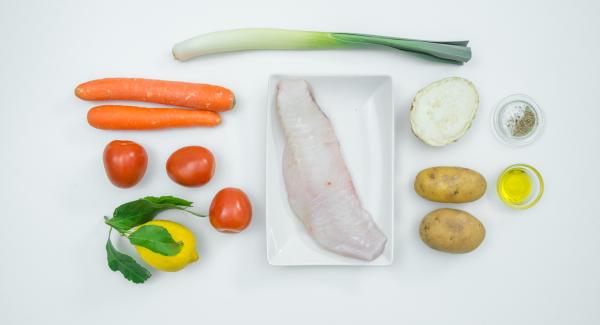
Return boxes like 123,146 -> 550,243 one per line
134,220 -> 199,272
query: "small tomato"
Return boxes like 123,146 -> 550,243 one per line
209,188 -> 252,233
166,146 -> 215,187
103,140 -> 148,188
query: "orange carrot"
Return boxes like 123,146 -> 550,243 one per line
87,105 -> 221,130
76,78 -> 235,112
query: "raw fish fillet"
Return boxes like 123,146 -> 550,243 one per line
276,79 -> 387,261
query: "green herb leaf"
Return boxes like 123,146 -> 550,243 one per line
106,199 -> 159,232
128,225 -> 183,256
106,238 -> 151,284
105,196 -> 195,232
144,196 -> 193,207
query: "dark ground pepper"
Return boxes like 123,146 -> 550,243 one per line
507,106 -> 536,137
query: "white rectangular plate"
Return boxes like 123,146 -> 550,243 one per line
266,75 -> 394,266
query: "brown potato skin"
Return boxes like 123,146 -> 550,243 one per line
419,208 -> 485,253
414,166 -> 486,203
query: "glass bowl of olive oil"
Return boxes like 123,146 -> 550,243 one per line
497,164 -> 544,209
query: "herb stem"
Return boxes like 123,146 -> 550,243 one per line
175,207 -> 207,218
105,220 -> 132,236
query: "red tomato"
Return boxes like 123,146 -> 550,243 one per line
209,188 -> 252,233
103,140 -> 148,188
166,146 -> 215,187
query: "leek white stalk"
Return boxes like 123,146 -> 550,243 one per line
173,28 -> 471,63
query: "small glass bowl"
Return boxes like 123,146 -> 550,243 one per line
496,164 -> 544,209
492,94 -> 544,146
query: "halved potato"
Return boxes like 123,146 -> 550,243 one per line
410,77 -> 479,146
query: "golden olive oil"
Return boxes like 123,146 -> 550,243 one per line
498,168 -> 532,204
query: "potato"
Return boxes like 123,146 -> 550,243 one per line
414,166 -> 486,203
419,208 -> 485,253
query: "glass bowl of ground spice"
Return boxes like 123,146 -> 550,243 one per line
492,94 -> 544,146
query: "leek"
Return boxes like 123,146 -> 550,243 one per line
172,28 -> 471,63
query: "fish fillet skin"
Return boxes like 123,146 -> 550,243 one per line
276,79 -> 387,261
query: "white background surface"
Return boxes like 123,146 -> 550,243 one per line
1,0 -> 599,324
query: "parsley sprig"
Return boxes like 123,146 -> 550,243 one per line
104,196 -> 204,284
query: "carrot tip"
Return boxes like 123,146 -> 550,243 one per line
74,86 -> 84,99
